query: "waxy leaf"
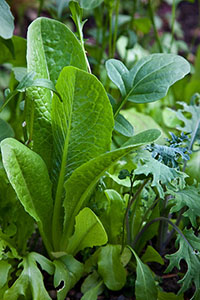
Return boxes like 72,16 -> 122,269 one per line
169,184 -> 200,227
129,247 -> 157,300
0,0 -> 14,39
114,113 -> 134,137
62,129 -> 161,247
1,138 -> 53,251
98,244 -> 126,290
106,54 -> 190,103
26,17 -> 87,168
166,229 -> 200,297
4,253 -> 53,300
53,255 -> 83,300
66,208 -> 107,255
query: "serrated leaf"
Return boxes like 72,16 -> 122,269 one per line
66,208 -> 107,255
106,54 -> 190,104
0,138 -> 53,251
165,228 -> 200,297
4,253 -> 51,300
53,255 -> 83,300
129,247 -> 157,300
114,113 -> 134,137
62,129 -> 161,247
169,184 -> 200,227
134,150 -> 187,198
98,244 -> 126,290
0,0 -> 14,39
26,17 -> 88,168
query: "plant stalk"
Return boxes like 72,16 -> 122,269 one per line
148,0 -> 163,53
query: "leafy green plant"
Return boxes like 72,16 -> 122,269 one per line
1,1 -> 199,299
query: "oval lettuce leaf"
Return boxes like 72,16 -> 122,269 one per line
26,17 -> 88,168
106,54 -> 190,103
66,208 -> 107,255
0,138 -> 53,251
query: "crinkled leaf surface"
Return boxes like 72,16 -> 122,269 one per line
166,229 -> 200,297
26,17 -> 87,168
66,208 -> 107,255
53,255 -> 83,300
0,0 -> 14,39
129,247 -> 157,300
169,184 -> 200,227
62,129 -> 161,247
52,66 -> 113,188
134,150 -> 187,198
176,102 -> 200,142
98,244 -> 126,291
0,138 -> 53,250
3,252 -> 52,300
106,54 -> 190,103
0,36 -> 26,66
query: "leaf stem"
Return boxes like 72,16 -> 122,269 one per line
148,0 -> 163,53
112,0 -> 120,57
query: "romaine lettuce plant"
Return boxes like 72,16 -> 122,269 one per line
0,1 -> 195,299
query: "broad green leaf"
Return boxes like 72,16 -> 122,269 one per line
66,208 -> 107,255
129,247 -> 157,300
79,0 -> 104,9
81,271 -> 103,300
158,291 -> 184,300
123,129 -> 161,147
0,0 -> 14,39
0,37 -> 14,58
0,138 -> 53,251
106,54 -> 190,103
0,36 -> 26,66
52,66 -> 113,186
134,150 -> 187,198
0,118 -> 14,141
169,184 -> 200,227
98,244 -> 126,290
101,189 -> 125,244
53,255 -> 83,300
31,252 -> 54,275
4,253 -> 52,300
62,129 -> 161,247
114,114 -> 134,137
141,245 -> 164,265
166,228 -> 200,297
26,17 -> 88,168
0,261 -> 11,289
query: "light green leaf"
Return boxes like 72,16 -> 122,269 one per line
0,138 -> 53,251
26,17 -> 88,168
98,244 -> 126,290
106,54 -> 190,104
141,245 -> 164,265
4,253 -> 51,300
165,228 -> 200,297
134,150 -> 187,198
79,0 -> 104,9
53,255 -> 83,300
129,247 -> 157,300
158,291 -> 184,300
0,118 -> 14,141
66,208 -> 107,255
169,184 -> 200,227
62,129 -> 161,247
114,113 -> 134,137
81,271 -> 103,300
0,0 -> 14,39
0,261 -> 11,289
0,36 -> 26,66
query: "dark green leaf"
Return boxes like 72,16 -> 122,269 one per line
0,261 -> 11,289
0,118 -> 14,141
141,245 -> 164,265
0,36 -> 26,66
81,271 -> 103,300
98,244 -> 126,290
